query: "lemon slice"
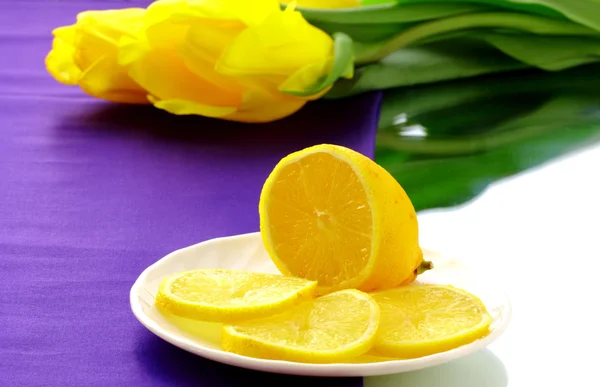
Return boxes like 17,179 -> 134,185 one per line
222,289 -> 380,363
155,269 -> 317,323
259,144 -> 423,295
370,285 -> 492,358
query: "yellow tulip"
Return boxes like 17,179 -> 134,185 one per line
281,0 -> 360,9
46,9 -> 148,103
119,0 -> 336,123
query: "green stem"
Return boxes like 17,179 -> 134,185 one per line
355,12 -> 599,64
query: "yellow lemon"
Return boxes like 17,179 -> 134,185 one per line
155,269 -> 317,323
370,285 -> 492,358
259,144 -> 424,294
222,289 -> 379,363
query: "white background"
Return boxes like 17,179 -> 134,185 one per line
367,143 -> 600,387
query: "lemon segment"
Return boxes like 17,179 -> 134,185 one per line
370,285 -> 492,358
259,144 -> 422,294
155,269 -> 317,323
222,289 -> 380,363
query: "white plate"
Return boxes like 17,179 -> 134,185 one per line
130,232 -> 511,377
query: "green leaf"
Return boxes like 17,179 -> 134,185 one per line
308,21 -> 409,43
379,122 -> 600,211
300,3 -> 491,42
374,64 -> 600,211
352,12 -> 599,63
376,61 -> 598,128
326,39 -> 527,98
299,3 -> 489,24
327,26 -> 600,97
476,32 -> 600,71
361,0 -> 600,31
280,32 -> 354,98
299,2 -> 600,95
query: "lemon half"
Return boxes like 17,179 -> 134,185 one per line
259,144 -> 422,294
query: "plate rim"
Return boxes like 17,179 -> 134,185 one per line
130,232 -> 512,377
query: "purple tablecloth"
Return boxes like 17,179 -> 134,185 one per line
0,1 -> 381,385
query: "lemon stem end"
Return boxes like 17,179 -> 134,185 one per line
417,260 -> 433,275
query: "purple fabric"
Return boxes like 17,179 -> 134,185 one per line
0,1 -> 381,386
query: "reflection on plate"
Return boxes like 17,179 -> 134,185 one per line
130,232 -> 511,377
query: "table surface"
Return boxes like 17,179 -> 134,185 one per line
3,1 -> 600,387
1,1 -> 373,386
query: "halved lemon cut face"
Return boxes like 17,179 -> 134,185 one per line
259,144 -> 422,294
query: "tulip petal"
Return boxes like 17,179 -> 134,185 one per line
180,21 -> 247,93
144,0 -> 190,27
185,20 -> 244,63
45,8 -> 148,104
117,33 -> 149,66
217,6 -> 333,77
74,9 -> 145,71
78,53 -> 148,103
76,9 -> 145,41
187,0 -> 279,26
227,89 -> 306,123
278,60 -> 331,99
180,42 -> 244,94
128,48 -> 241,107
46,26 -> 81,85
75,9 -> 145,51
280,32 -> 354,97
149,96 -> 237,117
53,24 -> 76,42
145,0 -> 278,27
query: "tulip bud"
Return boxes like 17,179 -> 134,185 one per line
46,9 -> 149,104
120,0 -> 341,122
